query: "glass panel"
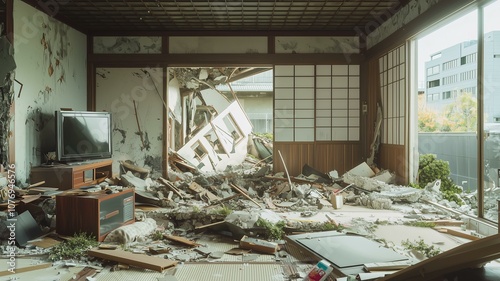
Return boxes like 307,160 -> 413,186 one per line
483,0 -> 500,222
417,10 -> 478,214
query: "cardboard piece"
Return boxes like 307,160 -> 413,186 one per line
331,194 -> 343,209
239,235 -> 278,254
87,248 -> 177,272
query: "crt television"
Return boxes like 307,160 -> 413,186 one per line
56,110 -> 112,162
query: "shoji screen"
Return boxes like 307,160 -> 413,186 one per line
316,65 -> 360,141
274,64 -> 360,142
274,65 -> 315,142
379,45 -> 406,145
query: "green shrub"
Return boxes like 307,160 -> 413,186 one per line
415,154 -> 463,205
255,218 -> 286,240
48,233 -> 98,261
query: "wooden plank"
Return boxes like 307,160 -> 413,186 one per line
163,234 -> 200,247
188,182 -> 221,202
87,248 -> 177,272
229,183 -> 262,208
71,267 -> 96,281
435,228 -> 480,241
157,177 -> 183,198
0,263 -> 52,276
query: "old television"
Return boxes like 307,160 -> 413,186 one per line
56,110 -> 112,162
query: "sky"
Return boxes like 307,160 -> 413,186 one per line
417,1 -> 500,84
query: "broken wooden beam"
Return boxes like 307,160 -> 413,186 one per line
188,182 -> 221,202
163,234 -> 200,247
119,160 -> 150,178
157,177 -> 183,198
229,183 -> 263,208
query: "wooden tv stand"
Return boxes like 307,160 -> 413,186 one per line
30,159 -> 113,190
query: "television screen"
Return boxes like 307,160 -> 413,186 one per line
56,110 -> 112,162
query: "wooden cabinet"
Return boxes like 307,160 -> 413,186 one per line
30,159 -> 113,190
56,188 -> 135,241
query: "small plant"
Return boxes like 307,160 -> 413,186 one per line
214,204 -> 233,216
150,230 -> 164,240
255,218 -> 286,240
192,205 -> 201,213
319,222 -> 344,232
48,233 -> 98,261
401,238 -> 441,258
404,221 -> 436,228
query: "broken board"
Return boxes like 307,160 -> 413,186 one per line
87,249 -> 177,272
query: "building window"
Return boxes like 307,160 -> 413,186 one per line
494,54 -> 500,58
431,53 -> 442,60
461,53 -> 477,65
427,65 -> 440,76
442,59 -> 459,70
460,87 -> 476,95
428,79 -> 440,88
433,93 -> 440,101
442,90 -> 457,99
442,74 -> 458,85
460,69 -> 477,81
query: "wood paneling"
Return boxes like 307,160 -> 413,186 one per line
379,143 -> 407,184
315,142 -> 361,175
273,142 -> 361,177
273,142 -> 315,177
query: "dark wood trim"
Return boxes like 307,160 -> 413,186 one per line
5,0 -> 13,42
162,67 -> 168,178
6,0 -> 14,165
87,30 -> 359,37
162,36 -> 169,54
87,62 -> 96,111
268,35 -> 275,54
363,0 -> 482,60
88,53 -> 364,67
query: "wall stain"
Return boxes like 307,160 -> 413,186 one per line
144,154 -> 162,173
113,127 -> 127,144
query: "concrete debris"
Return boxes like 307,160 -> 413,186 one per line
356,193 -> 393,209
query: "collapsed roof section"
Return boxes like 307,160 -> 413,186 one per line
168,67 -> 272,173
177,101 -> 253,173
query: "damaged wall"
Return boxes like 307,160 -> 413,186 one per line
13,1 -> 87,184
95,68 -> 164,177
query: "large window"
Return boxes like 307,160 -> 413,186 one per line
416,9 -> 478,219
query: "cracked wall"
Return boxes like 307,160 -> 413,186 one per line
13,1 -> 87,183
96,67 -> 164,177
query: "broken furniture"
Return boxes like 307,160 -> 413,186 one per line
30,159 -> 112,190
285,231 -> 408,278
56,188 -> 135,241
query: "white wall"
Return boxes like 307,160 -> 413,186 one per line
96,68 -> 164,177
13,1 -> 87,184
